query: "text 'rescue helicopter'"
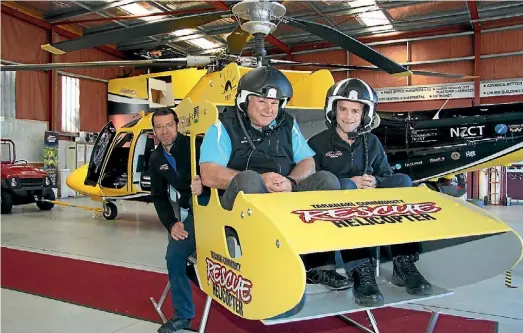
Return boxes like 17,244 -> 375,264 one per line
2,1 -> 522,331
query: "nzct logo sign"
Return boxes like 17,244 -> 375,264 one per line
450,125 -> 485,138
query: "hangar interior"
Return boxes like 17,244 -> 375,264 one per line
1,1 -> 523,333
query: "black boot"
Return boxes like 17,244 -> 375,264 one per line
306,268 -> 352,290
158,315 -> 191,333
391,253 -> 433,296
352,259 -> 384,307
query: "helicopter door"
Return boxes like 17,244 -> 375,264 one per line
84,121 -> 117,186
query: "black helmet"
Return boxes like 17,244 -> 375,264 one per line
236,66 -> 293,112
324,78 -> 378,136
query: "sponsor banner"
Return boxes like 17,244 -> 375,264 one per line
481,78 -> 523,97
375,78 -> 523,103
43,131 -> 59,188
376,83 -> 473,103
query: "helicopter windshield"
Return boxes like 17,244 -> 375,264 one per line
100,132 -> 134,189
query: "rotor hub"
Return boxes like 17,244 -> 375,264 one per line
232,0 -> 286,35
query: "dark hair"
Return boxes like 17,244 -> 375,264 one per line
151,108 -> 179,127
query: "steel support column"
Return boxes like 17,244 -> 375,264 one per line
470,2 -> 483,201
48,26 -> 55,131
468,0 -> 482,106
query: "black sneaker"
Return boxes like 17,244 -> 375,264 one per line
352,259 -> 384,307
158,315 -> 191,333
306,269 -> 352,290
391,253 -> 433,296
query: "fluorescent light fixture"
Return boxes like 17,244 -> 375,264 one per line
187,37 -> 222,50
347,0 -> 394,33
171,28 -> 196,37
119,3 -> 162,22
348,0 -> 378,8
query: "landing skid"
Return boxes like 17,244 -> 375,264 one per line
149,255 -> 449,333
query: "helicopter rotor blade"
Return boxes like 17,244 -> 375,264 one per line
281,17 -> 412,77
0,56 -> 212,72
270,59 -> 477,79
41,11 -> 230,55
227,25 -> 253,55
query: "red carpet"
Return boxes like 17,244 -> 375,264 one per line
1,247 -> 497,333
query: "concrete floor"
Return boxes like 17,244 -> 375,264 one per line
1,197 -> 523,333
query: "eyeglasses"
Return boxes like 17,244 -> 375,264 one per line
154,122 -> 176,131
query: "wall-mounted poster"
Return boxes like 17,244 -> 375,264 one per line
44,131 -> 59,188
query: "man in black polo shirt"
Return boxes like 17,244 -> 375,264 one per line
149,107 -> 204,332
307,78 -> 433,307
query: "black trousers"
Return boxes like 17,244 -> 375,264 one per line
302,243 -> 421,270
302,173 -> 420,270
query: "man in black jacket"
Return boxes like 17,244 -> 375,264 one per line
307,78 -> 433,307
149,107 -> 204,332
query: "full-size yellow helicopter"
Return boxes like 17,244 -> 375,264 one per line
2,1 -> 522,331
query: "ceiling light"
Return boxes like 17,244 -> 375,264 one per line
119,3 -> 162,22
187,37 -> 221,50
171,28 -> 196,37
347,0 -> 394,33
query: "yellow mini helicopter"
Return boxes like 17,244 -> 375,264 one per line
2,1 -> 523,331
63,61 -> 522,332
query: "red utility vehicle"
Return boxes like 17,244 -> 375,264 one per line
1,138 -> 55,214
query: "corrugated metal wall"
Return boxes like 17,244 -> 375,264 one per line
291,28 -> 523,112
1,11 -> 127,132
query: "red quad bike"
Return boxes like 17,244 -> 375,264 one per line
1,138 -> 55,214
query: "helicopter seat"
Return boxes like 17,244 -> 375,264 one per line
173,97 -> 523,324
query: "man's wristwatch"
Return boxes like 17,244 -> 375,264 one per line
286,176 -> 298,191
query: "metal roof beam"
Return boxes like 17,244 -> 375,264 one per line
45,0 -> 137,23
467,1 -> 481,32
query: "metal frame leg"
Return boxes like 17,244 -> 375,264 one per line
425,311 -> 440,333
150,281 -> 171,323
337,309 -> 380,333
375,247 -> 380,277
198,296 -> 213,333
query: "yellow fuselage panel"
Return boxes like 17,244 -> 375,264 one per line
65,164 -> 102,197
230,186 -> 512,255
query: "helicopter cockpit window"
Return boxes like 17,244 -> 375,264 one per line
100,132 -> 133,189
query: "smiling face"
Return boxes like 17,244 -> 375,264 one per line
246,95 -> 280,127
335,100 -> 364,133
152,113 -> 178,147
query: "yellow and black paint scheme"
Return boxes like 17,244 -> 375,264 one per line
174,63 -> 522,322
66,63 -> 523,322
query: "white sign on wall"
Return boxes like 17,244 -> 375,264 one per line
481,78 -> 523,97
375,78 -> 523,103
376,83 -> 474,102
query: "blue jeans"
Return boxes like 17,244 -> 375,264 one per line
339,173 -> 417,272
165,211 -> 196,320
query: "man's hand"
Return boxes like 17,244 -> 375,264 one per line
260,172 -> 287,192
170,222 -> 188,240
362,174 -> 377,188
273,177 -> 293,192
351,174 -> 377,189
191,175 -> 202,196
